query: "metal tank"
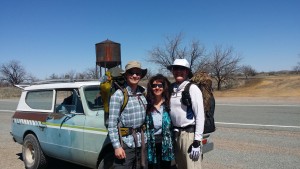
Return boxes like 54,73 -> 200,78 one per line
95,39 -> 121,69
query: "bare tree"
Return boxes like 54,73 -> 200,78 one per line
241,65 -> 257,79
48,73 -> 59,80
76,72 -> 87,80
148,33 -> 206,72
64,70 -> 76,80
293,54 -> 300,74
0,60 -> 27,85
76,68 -> 97,80
47,68 -> 97,81
293,64 -> 300,73
25,73 -> 39,83
83,68 -> 98,79
209,45 -> 242,90
189,40 -> 208,71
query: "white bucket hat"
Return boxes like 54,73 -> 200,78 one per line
167,59 -> 193,78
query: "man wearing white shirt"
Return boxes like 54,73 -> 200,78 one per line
168,59 -> 205,169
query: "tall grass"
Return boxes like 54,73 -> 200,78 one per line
0,87 -> 22,99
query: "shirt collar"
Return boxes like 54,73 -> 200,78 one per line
176,80 -> 189,90
125,85 -> 144,95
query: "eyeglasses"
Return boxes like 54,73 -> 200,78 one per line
172,66 -> 187,71
127,70 -> 142,76
151,83 -> 163,88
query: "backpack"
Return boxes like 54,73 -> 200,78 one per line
100,67 -> 128,126
100,66 -> 146,126
181,71 -> 216,134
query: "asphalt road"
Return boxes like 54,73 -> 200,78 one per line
1,98 -> 300,169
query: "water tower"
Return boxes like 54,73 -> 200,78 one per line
95,39 -> 122,78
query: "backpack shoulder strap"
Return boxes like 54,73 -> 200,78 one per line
181,82 -> 193,107
182,82 -> 194,119
120,88 -> 128,113
119,85 -> 145,114
183,82 -> 192,93
112,81 -> 128,115
137,85 -> 147,111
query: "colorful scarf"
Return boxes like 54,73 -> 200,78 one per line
146,105 -> 175,164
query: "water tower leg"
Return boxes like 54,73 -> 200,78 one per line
95,64 -> 98,79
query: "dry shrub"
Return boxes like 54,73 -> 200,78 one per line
0,87 -> 22,99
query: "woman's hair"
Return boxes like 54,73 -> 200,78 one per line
146,74 -> 172,114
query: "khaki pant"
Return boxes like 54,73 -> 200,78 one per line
175,131 -> 202,169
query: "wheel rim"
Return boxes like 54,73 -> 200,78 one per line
24,143 -> 35,166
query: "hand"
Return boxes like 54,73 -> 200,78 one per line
114,147 -> 126,159
188,141 -> 202,160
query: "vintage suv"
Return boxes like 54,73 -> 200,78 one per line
11,80 -> 213,169
11,81 -> 114,169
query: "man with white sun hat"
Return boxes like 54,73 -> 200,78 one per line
167,58 -> 205,169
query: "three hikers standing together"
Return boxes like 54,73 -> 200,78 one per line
108,59 -> 206,169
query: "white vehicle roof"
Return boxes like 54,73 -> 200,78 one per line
18,81 -> 100,91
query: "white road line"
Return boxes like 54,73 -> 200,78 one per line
2,109 -> 299,129
216,122 -> 300,129
0,110 -> 15,112
217,104 -> 300,107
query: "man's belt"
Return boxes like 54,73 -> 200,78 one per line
174,125 -> 195,133
120,125 -> 146,137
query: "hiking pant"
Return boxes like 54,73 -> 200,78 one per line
175,131 -> 202,169
114,144 -> 148,169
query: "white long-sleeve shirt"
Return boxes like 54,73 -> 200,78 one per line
170,80 -> 205,140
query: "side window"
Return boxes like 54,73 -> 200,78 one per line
26,90 -> 53,110
83,86 -> 103,111
55,89 -> 84,114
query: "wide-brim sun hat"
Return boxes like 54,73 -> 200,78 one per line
121,61 -> 147,79
167,58 -> 193,78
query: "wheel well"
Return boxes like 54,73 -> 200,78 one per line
23,130 -> 37,141
97,144 -> 114,167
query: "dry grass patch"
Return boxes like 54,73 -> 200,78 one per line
1,74 -> 299,100
214,74 -> 300,97
0,87 -> 22,99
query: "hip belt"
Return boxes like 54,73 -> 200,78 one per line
120,125 -> 146,137
174,125 -> 195,133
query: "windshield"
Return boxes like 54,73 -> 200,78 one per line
83,85 -> 103,111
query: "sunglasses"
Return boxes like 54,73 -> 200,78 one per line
172,66 -> 187,71
151,83 -> 163,88
127,69 -> 142,76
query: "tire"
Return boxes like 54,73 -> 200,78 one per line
22,134 -> 47,169
98,152 -> 114,169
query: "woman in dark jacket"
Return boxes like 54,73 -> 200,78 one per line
146,74 -> 174,169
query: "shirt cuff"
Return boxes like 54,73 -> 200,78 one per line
112,141 -> 121,149
194,132 -> 203,140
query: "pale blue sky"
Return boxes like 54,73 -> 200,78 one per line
1,0 -> 299,79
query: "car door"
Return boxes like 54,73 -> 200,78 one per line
81,85 -> 110,167
46,89 -> 86,164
